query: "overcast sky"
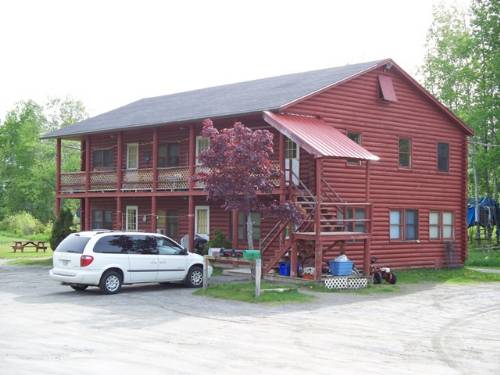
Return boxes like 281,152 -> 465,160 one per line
0,0 -> 469,120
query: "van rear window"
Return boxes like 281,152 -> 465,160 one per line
55,235 -> 91,253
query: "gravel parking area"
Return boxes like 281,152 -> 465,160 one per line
1,265 -> 499,375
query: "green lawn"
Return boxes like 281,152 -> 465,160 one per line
396,267 -> 500,283
465,244 -> 500,267
306,282 -> 400,294
9,257 -> 53,266
195,281 -> 314,304
0,231 -> 52,259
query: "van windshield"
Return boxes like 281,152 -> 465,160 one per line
55,235 -> 91,253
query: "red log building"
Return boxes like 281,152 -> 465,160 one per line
44,59 -> 473,279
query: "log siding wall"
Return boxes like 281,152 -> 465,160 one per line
286,66 -> 468,268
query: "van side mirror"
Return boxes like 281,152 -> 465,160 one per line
180,248 -> 188,255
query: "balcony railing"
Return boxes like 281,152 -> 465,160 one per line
60,161 -> 282,194
89,170 -> 117,191
60,172 -> 86,193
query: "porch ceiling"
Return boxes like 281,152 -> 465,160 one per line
263,111 -> 380,161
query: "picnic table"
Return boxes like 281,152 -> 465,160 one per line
11,241 -> 48,253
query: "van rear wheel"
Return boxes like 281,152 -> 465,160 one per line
99,270 -> 122,294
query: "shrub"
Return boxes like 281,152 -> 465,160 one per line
50,208 -> 74,250
0,212 -> 45,236
207,230 -> 232,249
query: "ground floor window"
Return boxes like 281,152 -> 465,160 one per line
166,210 -> 179,240
429,211 -> 454,240
92,209 -> 113,230
345,208 -> 366,232
195,206 -> 209,236
126,206 -> 138,231
390,209 -> 418,240
237,212 -> 261,241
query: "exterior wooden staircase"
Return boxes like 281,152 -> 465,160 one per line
260,174 -> 371,276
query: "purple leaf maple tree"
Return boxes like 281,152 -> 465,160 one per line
195,119 -> 302,250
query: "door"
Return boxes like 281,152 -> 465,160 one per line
126,235 -> 159,283
156,236 -> 189,281
125,206 -> 138,231
195,206 -> 210,238
285,138 -> 299,185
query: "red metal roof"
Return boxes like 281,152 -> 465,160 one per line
263,111 -> 380,161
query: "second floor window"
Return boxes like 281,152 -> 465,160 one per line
92,149 -> 113,169
399,138 -> 411,168
158,143 -> 180,167
196,136 -> 210,165
437,143 -> 449,172
347,131 -> 361,165
127,143 -> 139,170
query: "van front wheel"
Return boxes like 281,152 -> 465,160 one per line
185,266 -> 203,288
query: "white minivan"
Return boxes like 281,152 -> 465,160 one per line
49,231 -> 212,294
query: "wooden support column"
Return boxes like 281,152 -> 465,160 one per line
364,238 -> 371,276
364,160 -> 371,275
188,195 -> 195,251
314,158 -> 323,280
115,196 -> 122,230
290,236 -> 298,277
151,196 -> 157,233
279,132 -> 286,202
152,128 -> 158,191
80,198 -> 85,231
84,197 -> 90,231
187,124 -> 196,251
116,132 -> 123,192
85,135 -> 91,192
55,138 -> 62,216
232,209 -> 238,249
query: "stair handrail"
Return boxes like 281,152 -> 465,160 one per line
321,177 -> 344,203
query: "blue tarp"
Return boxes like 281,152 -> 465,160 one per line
467,197 -> 499,227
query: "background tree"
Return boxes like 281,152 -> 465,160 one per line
0,97 -> 87,224
421,0 -> 499,240
195,119 -> 302,249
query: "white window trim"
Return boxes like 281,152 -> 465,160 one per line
125,205 -> 139,231
126,143 -> 139,170
195,205 -> 210,236
195,136 -> 210,166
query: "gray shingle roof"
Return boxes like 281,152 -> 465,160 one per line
43,59 -> 386,139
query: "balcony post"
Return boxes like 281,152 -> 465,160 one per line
55,138 -> 62,216
314,158 -> 323,280
152,128 -> 158,192
116,132 -> 123,192
279,133 -> 285,202
187,124 -> 196,251
85,135 -> 91,192
84,197 -> 90,231
115,196 -> 122,230
151,196 -> 157,233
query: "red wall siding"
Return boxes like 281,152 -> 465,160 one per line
287,66 -> 468,268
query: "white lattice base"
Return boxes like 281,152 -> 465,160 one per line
323,276 -> 368,289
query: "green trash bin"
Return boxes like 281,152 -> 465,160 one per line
242,250 -> 261,260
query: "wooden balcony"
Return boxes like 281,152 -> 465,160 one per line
59,162 -> 281,195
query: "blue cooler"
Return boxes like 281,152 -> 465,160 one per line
279,262 -> 291,276
329,260 -> 353,276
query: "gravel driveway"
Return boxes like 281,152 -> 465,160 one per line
1,265 -> 499,375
